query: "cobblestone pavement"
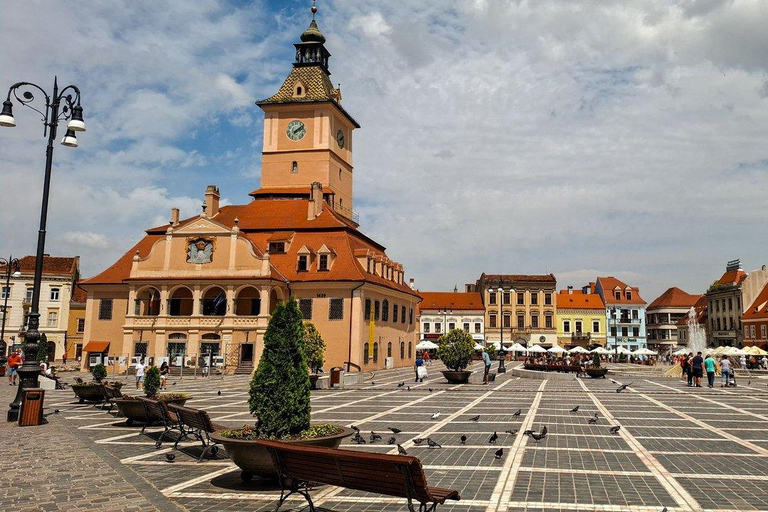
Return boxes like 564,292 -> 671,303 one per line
6,362 -> 768,511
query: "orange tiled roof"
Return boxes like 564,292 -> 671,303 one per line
249,187 -> 322,198
744,282 -> 768,321
718,269 -> 747,286
71,286 -> 88,304
482,273 -> 556,283
81,236 -> 164,285
596,277 -> 646,305
418,292 -> 484,312
1,256 -> 78,276
677,295 -> 708,326
648,287 -> 702,310
556,290 -> 605,310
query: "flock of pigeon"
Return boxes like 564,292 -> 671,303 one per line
347,381 -> 633,461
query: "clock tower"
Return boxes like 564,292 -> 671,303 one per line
256,3 -> 360,223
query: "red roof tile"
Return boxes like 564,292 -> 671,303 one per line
481,273 -> 556,283
677,295 -> 708,326
71,286 -> 88,304
556,290 -> 605,310
744,282 -> 768,321
596,277 -> 646,305
648,287 -> 702,310
718,269 -> 747,286
1,256 -> 78,276
418,292 -> 485,311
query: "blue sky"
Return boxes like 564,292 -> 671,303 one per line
1,0 -> 767,301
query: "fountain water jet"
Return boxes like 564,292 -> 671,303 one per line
686,307 -> 707,355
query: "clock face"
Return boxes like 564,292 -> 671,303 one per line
336,129 -> 345,149
286,120 -> 306,141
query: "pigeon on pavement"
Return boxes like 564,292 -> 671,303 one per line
388,436 -> 397,445
351,425 -> 360,433
513,409 -> 521,417
494,448 -> 504,459
388,427 -> 402,434
352,433 -> 366,444
217,390 -> 221,396
530,431 -> 547,443
431,411 -> 440,420
570,406 -> 579,413
427,438 -> 442,448
428,388 -> 433,393
469,415 -> 480,422
460,435 -> 467,444
616,382 -> 633,393
165,453 -> 176,463
397,444 -> 407,455
489,431 -> 498,444
397,382 -> 405,388
412,438 -> 425,445
609,425 -> 621,434
588,413 -> 599,424
370,431 -> 382,442
505,429 -> 518,435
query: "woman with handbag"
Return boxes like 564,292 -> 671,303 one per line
415,353 -> 426,383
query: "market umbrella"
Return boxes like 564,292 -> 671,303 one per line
724,346 -> 746,357
547,345 -> 566,354
745,346 -> 768,356
416,340 -> 438,350
590,347 -> 610,355
473,343 -> 484,351
509,343 -> 527,353
632,348 -> 657,356
615,346 -> 631,355
568,346 -> 590,354
672,347 -> 689,356
527,344 -> 547,353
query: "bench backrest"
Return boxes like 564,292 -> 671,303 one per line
139,397 -> 170,424
167,404 -> 215,433
258,440 -> 433,503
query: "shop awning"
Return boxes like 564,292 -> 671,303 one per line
84,341 -> 110,353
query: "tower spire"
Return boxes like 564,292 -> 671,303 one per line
311,0 -> 317,20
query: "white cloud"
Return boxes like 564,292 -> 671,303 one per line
60,232 -> 111,249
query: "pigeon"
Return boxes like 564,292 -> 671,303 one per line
748,380 -> 751,385
351,425 -> 360,433
570,406 -> 580,413
412,438 -> 426,445
505,429 -> 518,436
616,382 -> 633,393
609,425 -> 621,434
512,409 -> 521,417
397,444 -> 407,455
388,427 -> 402,434
523,429 -> 535,436
530,431 -> 547,443
427,438 -> 442,448
397,382 -> 405,388
588,413 -> 599,424
407,386 -> 411,392
460,435 -> 467,444
54,409 -> 60,414
489,431 -> 498,444
352,433 -> 366,444
494,448 -> 504,459
371,382 -> 376,385
172,382 -> 176,386
540,425 -> 548,437
428,388 -> 433,393
75,377 -> 84,385
217,390 -> 221,396
661,508 -> 667,512
431,411 -> 440,420
165,453 -> 176,463
469,415 -> 480,422
388,436 -> 397,445
370,431 -> 382,442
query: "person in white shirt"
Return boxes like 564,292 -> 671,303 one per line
135,358 -> 146,389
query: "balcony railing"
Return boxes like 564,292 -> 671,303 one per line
571,332 -> 592,341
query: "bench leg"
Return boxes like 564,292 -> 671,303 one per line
274,480 -> 315,512
419,503 -> 438,512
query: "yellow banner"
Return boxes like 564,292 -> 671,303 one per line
368,299 -> 375,357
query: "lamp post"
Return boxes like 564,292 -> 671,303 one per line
0,257 -> 21,357
497,285 -> 507,373
611,306 -> 618,364
1,78 -> 86,422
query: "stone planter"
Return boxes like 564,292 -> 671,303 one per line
113,397 -> 189,426
72,383 -> 106,403
309,374 -> 320,390
211,426 -> 354,481
585,368 -> 608,379
441,370 -> 472,384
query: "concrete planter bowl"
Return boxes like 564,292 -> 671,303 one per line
72,382 -> 119,403
585,368 -> 609,379
211,426 -> 354,481
113,396 -> 189,426
441,370 -> 472,384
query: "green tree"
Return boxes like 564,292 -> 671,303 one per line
437,329 -> 475,371
36,333 -> 48,363
143,366 -> 161,397
592,353 -> 601,368
91,363 -> 108,382
249,297 -> 311,438
484,344 -> 498,360
303,321 -> 326,374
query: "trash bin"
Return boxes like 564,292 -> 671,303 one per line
330,367 -> 343,388
19,388 -> 45,427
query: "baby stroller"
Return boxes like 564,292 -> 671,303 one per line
728,370 -> 737,387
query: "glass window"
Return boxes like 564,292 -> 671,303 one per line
387,342 -> 392,358
448,322 -> 455,331
762,325 -> 766,339
373,342 -> 379,363
382,300 -> 389,321
517,292 -> 524,305
318,254 -> 329,271
503,314 -> 510,328
363,343 -> 369,364
626,291 -> 632,300
531,315 -> 539,328
592,321 -> 600,333
374,300 -> 380,321
98,299 -> 113,320
502,292 -> 510,305
488,292 -> 496,305
531,294 -> 538,305
423,323 -> 430,333
545,315 -> 553,329
434,323 -> 441,333
299,298 -> 313,320
544,293 -> 552,305
575,321 -> 582,333
489,314 -> 497,328
0,286 -> 8,300
408,341 -> 412,357
633,327 -> 639,337
393,303 -> 398,323
26,288 -> 34,302
402,305 -> 407,324
297,255 -> 308,272
474,322 -> 481,333
622,327 -> 628,336
365,299 -> 371,320
409,308 -> 413,325
611,326 -> 617,337
400,341 -> 405,358
517,314 -> 525,328
268,242 -> 285,254
463,322 -> 470,332
50,288 -> 60,301
615,291 -> 621,300
329,298 -> 344,320
77,318 -> 85,332
563,320 -> 571,333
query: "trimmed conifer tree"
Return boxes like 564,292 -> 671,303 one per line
143,366 -> 161,397
249,297 -> 311,438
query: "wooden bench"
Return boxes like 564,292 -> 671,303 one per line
139,398 -> 185,448
98,383 -> 123,411
166,404 -> 225,462
259,440 -> 460,512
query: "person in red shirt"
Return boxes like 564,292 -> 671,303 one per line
7,350 -> 22,386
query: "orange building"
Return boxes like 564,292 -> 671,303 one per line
743,282 -> 768,349
646,287 -> 702,351
80,13 -> 420,374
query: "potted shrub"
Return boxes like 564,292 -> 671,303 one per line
304,321 -> 326,389
438,329 -> 475,384
71,363 -> 117,403
113,367 -> 191,425
92,363 -> 108,382
586,353 -> 608,378
211,297 -> 352,481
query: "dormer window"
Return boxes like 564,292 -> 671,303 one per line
626,291 -> 632,300
319,254 -> 328,271
296,86 -> 303,95
269,242 -> 285,254
615,291 -> 621,300
297,254 -> 308,272
293,80 -> 307,98
317,244 -> 335,272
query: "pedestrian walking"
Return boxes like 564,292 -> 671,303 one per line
414,353 -> 425,383
704,353 -> 716,388
423,350 -> 430,366
160,361 -> 169,389
680,354 -> 689,383
720,355 -> 731,387
482,349 -> 492,385
62,353 -> 68,366
135,358 -> 146,390
7,349 -> 22,386
691,351 -> 704,387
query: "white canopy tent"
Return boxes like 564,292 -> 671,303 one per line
527,344 -> 547,353
416,340 -> 439,350
547,345 -> 567,354
473,343 -> 484,351
724,346 -> 747,357
614,346 -> 631,355
568,346 -> 590,354
672,347 -> 689,356
590,346 -> 611,355
631,348 -> 658,356
508,343 -> 528,353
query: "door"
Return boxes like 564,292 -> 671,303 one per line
240,343 -> 254,364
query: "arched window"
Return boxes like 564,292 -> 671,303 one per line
382,300 -> 389,322
373,342 -> 379,363
202,287 -> 227,316
200,333 -> 221,363
387,342 -> 392,358
168,287 -> 193,316
235,287 -> 261,316
408,342 -> 412,358
167,333 -> 188,367
400,341 -> 405,359
135,287 -> 161,316
292,161 -> 298,174
297,86 -> 303,95
363,343 -> 369,364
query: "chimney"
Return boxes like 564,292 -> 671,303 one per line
171,208 -> 180,226
409,278 -> 415,290
567,285 -> 573,295
454,284 -> 458,293
204,185 -> 220,217
307,182 -> 324,220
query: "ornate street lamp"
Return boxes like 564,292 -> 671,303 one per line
0,256 -> 21,358
497,283 -> 506,373
2,78 -> 86,422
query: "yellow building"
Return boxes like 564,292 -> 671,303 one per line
65,286 -> 87,362
556,288 -> 606,348
79,11 -> 420,374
